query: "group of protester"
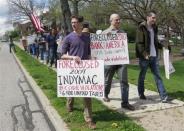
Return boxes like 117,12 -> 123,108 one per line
21,27 -> 64,68
15,11 -> 171,129
59,11 -> 171,129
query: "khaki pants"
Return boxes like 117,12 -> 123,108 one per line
67,97 -> 92,122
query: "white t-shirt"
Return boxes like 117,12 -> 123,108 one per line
148,26 -> 156,57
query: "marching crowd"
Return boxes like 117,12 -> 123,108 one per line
17,11 -> 171,129
21,27 -> 64,68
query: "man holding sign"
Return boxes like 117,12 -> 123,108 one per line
102,14 -> 135,111
60,16 -> 96,129
136,11 -> 170,103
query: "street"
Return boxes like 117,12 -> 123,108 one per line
0,42 -> 55,131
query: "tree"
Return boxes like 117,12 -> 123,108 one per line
8,0 -> 46,33
112,0 -> 183,44
155,0 -> 177,45
59,0 -> 72,34
8,0 -> 46,20
113,0 -> 159,23
69,0 -> 92,16
175,0 -> 184,46
80,0 -> 118,29
48,0 -> 62,29
70,0 -> 79,16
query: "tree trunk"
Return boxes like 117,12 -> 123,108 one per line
182,28 -> 184,48
59,0 -> 72,35
72,0 -> 79,16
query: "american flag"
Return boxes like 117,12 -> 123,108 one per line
30,13 -> 44,32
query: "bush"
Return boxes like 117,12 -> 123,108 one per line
121,23 -> 136,42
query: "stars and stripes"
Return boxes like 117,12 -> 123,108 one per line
30,13 -> 44,32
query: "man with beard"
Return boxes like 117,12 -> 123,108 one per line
136,11 -> 170,102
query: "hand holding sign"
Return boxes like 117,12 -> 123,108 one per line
72,56 -> 81,64
57,60 -> 104,98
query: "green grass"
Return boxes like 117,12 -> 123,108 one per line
128,61 -> 184,101
171,45 -> 183,54
15,46 -> 144,131
128,43 -> 136,60
128,43 -> 184,60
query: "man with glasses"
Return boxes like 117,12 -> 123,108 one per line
60,15 -> 96,129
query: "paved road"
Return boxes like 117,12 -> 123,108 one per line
0,43 -> 55,131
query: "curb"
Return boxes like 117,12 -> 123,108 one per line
12,51 -> 70,131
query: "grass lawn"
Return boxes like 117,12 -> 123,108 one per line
128,43 -> 136,60
170,45 -> 184,54
128,61 -> 184,101
128,43 -> 184,59
15,46 -> 144,131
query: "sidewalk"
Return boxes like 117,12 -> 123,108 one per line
97,81 -> 184,131
98,82 -> 184,115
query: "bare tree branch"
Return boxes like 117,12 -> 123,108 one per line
8,0 -> 46,21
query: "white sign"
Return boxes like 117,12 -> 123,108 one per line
90,33 -> 129,65
57,60 -> 104,98
163,48 -> 175,79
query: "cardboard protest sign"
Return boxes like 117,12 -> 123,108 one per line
57,60 -> 104,98
163,48 -> 170,79
90,33 -> 129,65
163,48 -> 176,79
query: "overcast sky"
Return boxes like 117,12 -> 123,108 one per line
0,0 -> 13,36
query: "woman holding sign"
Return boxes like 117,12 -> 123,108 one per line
60,15 -> 96,129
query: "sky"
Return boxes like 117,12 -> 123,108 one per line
0,0 -> 49,36
0,0 -> 14,36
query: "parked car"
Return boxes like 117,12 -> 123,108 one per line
1,39 -> 8,42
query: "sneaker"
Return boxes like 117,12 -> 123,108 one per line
161,96 -> 172,103
103,96 -> 110,102
86,121 -> 96,129
139,94 -> 147,100
121,103 -> 135,111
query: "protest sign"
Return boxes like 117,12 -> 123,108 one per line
57,60 -> 104,98
90,33 -> 129,65
163,48 -> 176,79
163,48 -> 170,79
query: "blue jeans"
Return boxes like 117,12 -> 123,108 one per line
48,47 -> 56,65
105,65 -> 129,104
138,57 -> 167,100
31,44 -> 36,55
39,47 -> 45,60
47,46 -> 57,65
